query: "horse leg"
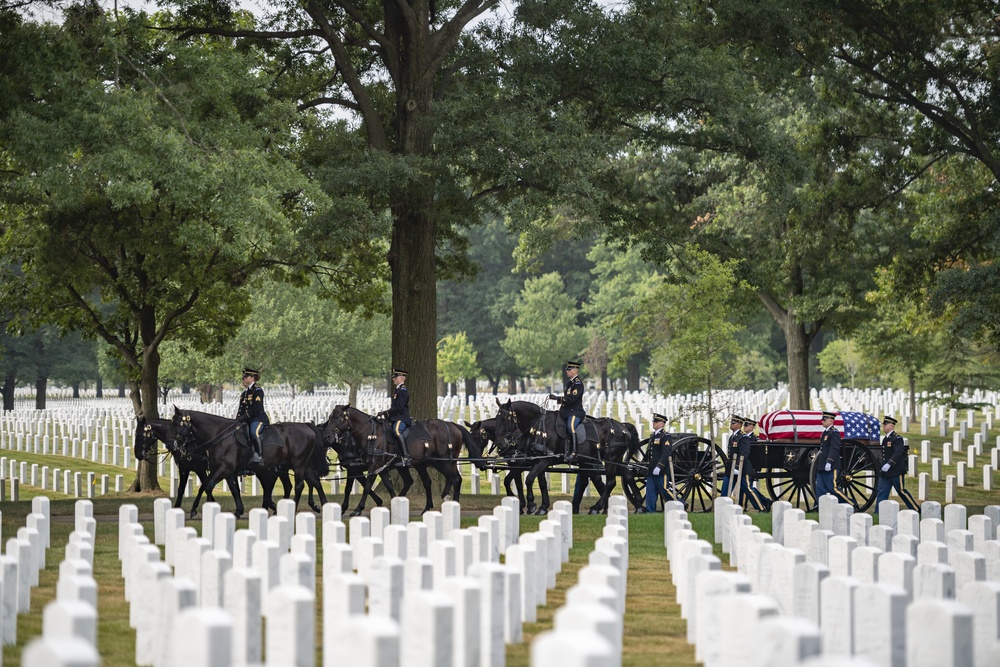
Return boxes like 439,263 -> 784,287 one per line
304,469 -> 327,513
293,477 -> 306,511
174,469 -> 190,508
414,465 -> 435,513
197,468 -> 217,503
522,469 -> 538,515
280,470 -> 293,499
525,462 -> 550,515
434,462 -> 461,503
589,469 -> 610,514
350,467 -> 378,516
227,475 -> 245,520
398,467 -> 414,496
197,467 -> 228,520
592,470 -> 614,514
258,472 -> 278,513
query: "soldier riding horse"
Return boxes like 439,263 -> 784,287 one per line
321,405 -> 486,516
493,398 -> 605,515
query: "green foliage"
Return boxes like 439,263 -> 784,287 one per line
502,273 -> 587,377
621,247 -> 745,420
437,332 -> 480,384
584,243 -> 662,378
437,218 -> 524,389
816,339 -> 864,388
157,278 -> 391,391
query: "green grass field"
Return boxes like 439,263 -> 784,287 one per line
1,419 -> 997,665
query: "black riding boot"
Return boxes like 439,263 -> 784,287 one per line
564,432 -> 578,463
397,433 -> 411,466
248,436 -> 263,466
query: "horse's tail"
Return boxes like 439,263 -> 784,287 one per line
458,423 -> 486,470
624,421 -> 641,460
309,425 -> 331,477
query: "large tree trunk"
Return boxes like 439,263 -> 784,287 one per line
35,376 -> 46,410
389,207 -> 437,420
464,378 -> 476,400
785,323 -> 812,410
130,341 -> 162,493
3,374 -> 14,411
908,370 -> 917,421
627,358 -> 640,392
758,293 -> 821,410
95,376 -> 102,398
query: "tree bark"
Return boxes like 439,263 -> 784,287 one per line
507,375 -> 517,394
72,382 -> 80,399
601,369 -> 608,393
758,292 -> 821,410
95,376 -> 102,398
627,358 -> 640,392
3,374 -> 14,411
464,378 -> 476,399
389,206 -> 438,419
908,370 -> 917,421
35,376 -> 46,410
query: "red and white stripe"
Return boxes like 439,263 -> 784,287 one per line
757,410 -> 842,442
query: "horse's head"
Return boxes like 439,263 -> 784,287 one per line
134,417 -> 154,461
322,405 -> 354,451
170,409 -> 195,458
493,402 -> 522,450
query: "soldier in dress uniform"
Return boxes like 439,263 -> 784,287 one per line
236,367 -> 268,466
640,413 -> 677,513
379,368 -> 412,462
815,410 -> 852,504
736,418 -> 770,511
721,414 -> 743,497
875,415 -> 919,510
548,360 -> 586,463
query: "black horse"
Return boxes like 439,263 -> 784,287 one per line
322,405 -> 486,516
172,408 -> 329,518
135,416 -> 297,517
589,417 -> 645,512
493,398 -> 607,515
464,417 -> 550,514
317,412 -> 390,511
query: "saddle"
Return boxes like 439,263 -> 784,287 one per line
552,413 -> 598,445
235,423 -> 284,452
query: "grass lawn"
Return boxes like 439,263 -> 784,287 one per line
1,418 -> 997,665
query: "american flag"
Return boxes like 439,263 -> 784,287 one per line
758,410 -> 881,443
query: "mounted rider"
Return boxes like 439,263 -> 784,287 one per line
378,368 -> 412,464
548,360 -> 585,463
236,367 -> 268,466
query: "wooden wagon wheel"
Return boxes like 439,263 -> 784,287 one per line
764,446 -> 819,512
623,438 -> 648,507
670,436 -> 726,513
808,441 -> 878,511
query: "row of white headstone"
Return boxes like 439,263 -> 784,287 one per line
666,494 -> 1000,667
19,498 -> 103,666
21,491 -> 632,667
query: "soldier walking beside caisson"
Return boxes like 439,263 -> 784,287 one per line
735,417 -> 770,511
815,411 -> 852,504
640,413 -> 677,513
875,415 -> 919,510
721,414 -> 743,498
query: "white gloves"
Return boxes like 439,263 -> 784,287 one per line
652,466 -> 661,476
824,462 -> 832,472
881,463 -> 890,472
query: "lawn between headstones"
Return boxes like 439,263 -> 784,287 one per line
2,494 -> 706,667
